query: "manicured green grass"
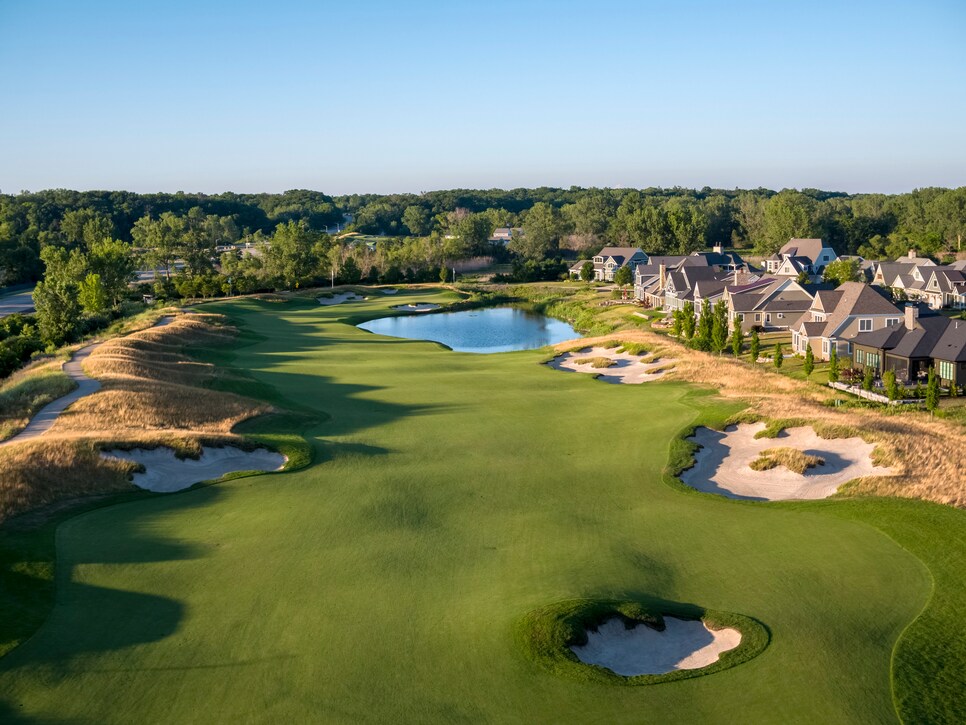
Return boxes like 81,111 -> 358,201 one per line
0,288 -> 962,723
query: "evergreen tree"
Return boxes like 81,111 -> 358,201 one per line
730,321 -> 744,357
862,366 -> 874,391
773,343 -> 783,368
925,367 -> 940,413
883,369 -> 899,400
749,329 -> 760,363
828,346 -> 840,382
803,344 -> 814,377
711,301 -> 728,354
693,299 -> 713,351
681,302 -> 696,340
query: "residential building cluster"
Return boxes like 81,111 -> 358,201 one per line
570,238 -> 966,387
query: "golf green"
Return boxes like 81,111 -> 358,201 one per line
0,291 -> 959,723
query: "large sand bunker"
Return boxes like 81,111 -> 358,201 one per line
101,446 -> 286,492
682,422 -> 892,500
390,303 -> 439,312
318,292 -> 365,306
571,617 -> 741,676
547,346 -> 675,384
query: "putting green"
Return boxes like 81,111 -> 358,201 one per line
0,291 -> 957,723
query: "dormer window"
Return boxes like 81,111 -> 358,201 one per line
858,318 -> 872,332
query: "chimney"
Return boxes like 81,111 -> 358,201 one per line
659,263 -> 667,289
908,249 -> 916,259
713,245 -> 723,254
733,268 -> 739,285
904,304 -> 919,331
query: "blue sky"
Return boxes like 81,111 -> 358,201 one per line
1,0 -> 964,195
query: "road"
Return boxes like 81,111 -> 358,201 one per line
0,288 -> 36,319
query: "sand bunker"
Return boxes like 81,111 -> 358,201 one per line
381,288 -> 398,295
318,292 -> 365,306
571,617 -> 741,676
681,422 -> 892,500
390,303 -> 440,312
547,346 -> 675,384
101,446 -> 286,492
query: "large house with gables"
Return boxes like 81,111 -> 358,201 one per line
590,247 -> 649,281
850,305 -> 966,387
764,238 -> 838,277
725,277 -> 825,333
791,282 -> 902,360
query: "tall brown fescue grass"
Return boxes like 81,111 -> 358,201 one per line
750,447 -> 825,474
0,314 -> 271,523
0,362 -> 76,441
556,328 -> 966,507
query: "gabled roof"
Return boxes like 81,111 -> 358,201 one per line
925,267 -> 966,294
894,253 -> 936,266
692,279 -> 728,299
812,290 -> 843,314
822,282 -> 901,338
780,238 -> 829,264
932,320 -> 966,362
596,246 -> 645,260
569,259 -> 591,272
891,316 -> 953,359
646,255 -> 688,268
692,250 -> 746,268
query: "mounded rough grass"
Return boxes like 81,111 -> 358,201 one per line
573,356 -> 617,368
517,598 -> 768,685
0,363 -> 76,441
749,447 -> 825,474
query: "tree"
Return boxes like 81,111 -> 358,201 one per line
862,365 -> 874,391
579,261 -> 594,283
402,205 -> 432,236
439,265 -> 449,283
671,309 -> 683,337
730,321 -> 744,357
925,367 -> 940,413
340,256 -> 362,284
32,247 -> 82,346
613,264 -> 633,292
512,203 -> 559,261
693,299 -> 713,351
795,270 -> 811,286
760,190 -> 820,255
131,212 -> 185,279
264,221 -> 317,289
828,346 -> 840,382
773,343 -> 784,368
711,301 -> 728,354
884,369 -> 899,400
822,258 -> 861,287
78,273 -> 108,313
803,344 -> 814,377
681,302 -> 696,340
749,329 -> 760,362
87,238 -> 135,306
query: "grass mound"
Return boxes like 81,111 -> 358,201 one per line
750,447 -> 825,474
517,598 -> 769,685
0,364 -> 76,441
572,356 -> 617,368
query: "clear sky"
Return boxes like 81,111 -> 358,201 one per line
1,0 -> 964,195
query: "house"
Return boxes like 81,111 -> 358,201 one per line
893,249 -> 936,267
764,238 -> 838,276
488,227 -> 523,246
871,260 -> 933,302
791,281 -> 902,360
851,305 -> 966,387
591,247 -> 649,281
568,259 -> 592,279
920,267 -> 966,309
725,277 -> 825,333
662,265 -> 725,313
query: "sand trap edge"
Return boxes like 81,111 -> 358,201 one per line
516,598 -> 769,686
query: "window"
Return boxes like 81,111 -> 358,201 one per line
859,318 -> 872,332
867,352 -> 879,368
856,349 -> 865,364
755,313 -> 761,322
777,313 -> 784,319
886,318 -> 900,327
823,340 -> 829,355
735,313 -> 743,321
938,360 -> 954,381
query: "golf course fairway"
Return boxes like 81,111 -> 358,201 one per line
1,290 -> 963,723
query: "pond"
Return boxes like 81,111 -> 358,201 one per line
357,306 -> 578,353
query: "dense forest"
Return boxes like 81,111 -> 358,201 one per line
2,186 -> 964,290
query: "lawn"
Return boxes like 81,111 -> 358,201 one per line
0,289 -> 963,723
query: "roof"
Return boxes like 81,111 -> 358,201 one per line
596,246 -> 645,259
932,320 -> 966,362
894,253 -> 936,266
646,255 -> 688,268
891,316 -> 953,359
569,259 -> 591,272
780,238 -> 828,264
692,250 -> 746,268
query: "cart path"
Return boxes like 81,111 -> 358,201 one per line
0,315 -> 175,448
